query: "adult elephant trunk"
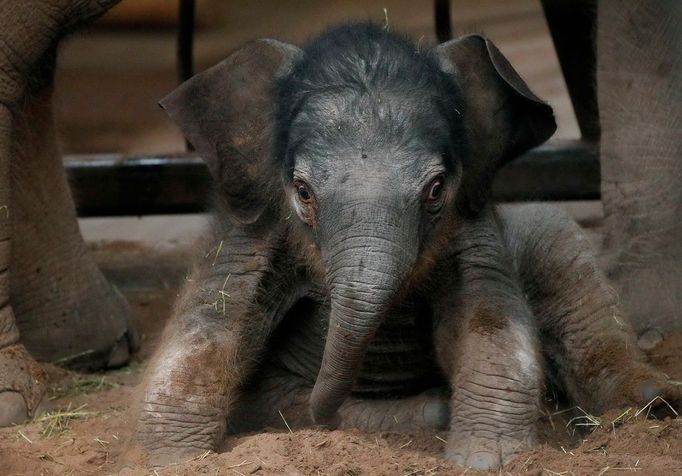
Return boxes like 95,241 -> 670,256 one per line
310,202 -> 418,425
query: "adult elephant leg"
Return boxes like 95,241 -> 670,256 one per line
0,104 -> 48,426
0,0 -> 125,426
10,81 -> 138,370
0,0 -> 137,370
499,204 -> 681,414
598,0 -> 682,335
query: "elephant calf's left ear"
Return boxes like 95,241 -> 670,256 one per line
436,35 -> 556,212
160,39 -> 301,224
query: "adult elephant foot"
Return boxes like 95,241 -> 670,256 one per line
11,243 -> 139,371
0,344 -> 49,426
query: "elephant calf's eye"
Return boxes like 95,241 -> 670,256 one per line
293,179 -> 317,226
424,175 -> 446,213
295,180 -> 313,203
428,179 -> 443,200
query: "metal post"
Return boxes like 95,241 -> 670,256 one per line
540,0 -> 600,142
177,0 -> 195,84
434,0 -> 452,43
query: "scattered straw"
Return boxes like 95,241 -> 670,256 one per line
51,349 -> 95,365
192,450 -> 212,461
72,375 -> 118,394
36,403 -> 97,438
634,396 -> 678,419
17,429 -> 33,444
212,240 -> 224,266
93,437 -> 109,447
278,410 -> 293,434
566,407 -> 601,435
402,469 -> 421,476
50,374 -> 119,400
227,460 -> 251,469
612,408 -> 632,425
542,469 -> 575,476
434,435 -> 447,444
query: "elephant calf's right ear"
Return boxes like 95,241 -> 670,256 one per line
159,39 -> 301,224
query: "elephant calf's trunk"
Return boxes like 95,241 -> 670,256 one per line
309,305 -> 376,425
310,259 -> 410,425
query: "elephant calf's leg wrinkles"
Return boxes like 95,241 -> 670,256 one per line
135,328 -> 235,467
500,204 -> 682,413
131,226 -> 303,467
437,307 -> 543,470
433,217 -> 544,471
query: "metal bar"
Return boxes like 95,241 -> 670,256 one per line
177,0 -> 195,84
540,0 -> 600,142
66,154 -> 209,216
434,0 -> 452,43
493,140 -> 599,202
177,0 -> 196,151
66,140 -> 599,217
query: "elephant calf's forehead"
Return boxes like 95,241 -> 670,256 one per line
291,90 -> 449,153
277,24 -> 463,157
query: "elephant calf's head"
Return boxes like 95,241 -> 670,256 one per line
159,23 -> 556,426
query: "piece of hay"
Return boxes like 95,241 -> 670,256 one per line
36,403 -> 98,437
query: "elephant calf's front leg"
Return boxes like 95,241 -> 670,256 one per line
436,302 -> 543,470
434,231 -> 544,470
135,321 -> 238,466
131,228 -> 294,467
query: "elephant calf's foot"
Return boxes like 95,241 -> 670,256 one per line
338,388 -> 450,432
445,429 -> 536,471
0,344 -> 49,426
594,363 -> 682,417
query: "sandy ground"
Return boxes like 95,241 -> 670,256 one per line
1,242 -> 681,476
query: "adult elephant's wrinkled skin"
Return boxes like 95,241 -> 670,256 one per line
129,24 -> 681,471
0,0 -> 139,428
598,0 -> 682,336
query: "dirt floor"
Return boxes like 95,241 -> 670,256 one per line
1,243 -> 681,476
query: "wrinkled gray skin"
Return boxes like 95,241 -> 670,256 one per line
599,0 -> 682,336
0,0 -> 138,428
130,25 -> 680,471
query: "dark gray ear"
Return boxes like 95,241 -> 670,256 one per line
436,35 -> 556,213
160,39 -> 301,224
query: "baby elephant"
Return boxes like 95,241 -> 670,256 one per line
132,24 -> 680,470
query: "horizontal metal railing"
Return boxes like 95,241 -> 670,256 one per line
66,139 -> 598,217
